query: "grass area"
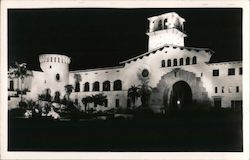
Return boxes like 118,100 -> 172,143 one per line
8,110 -> 242,152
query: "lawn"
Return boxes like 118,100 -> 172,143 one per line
8,110 -> 242,152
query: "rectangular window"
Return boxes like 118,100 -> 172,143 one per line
222,86 -> 224,93
228,68 -> 235,76
115,99 -> 120,108
239,67 -> 242,75
213,69 -> 219,76
215,87 -> 218,93
228,86 -> 232,93
236,86 -> 239,93
9,80 -> 14,91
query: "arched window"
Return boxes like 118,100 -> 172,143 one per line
161,60 -> 165,67
180,58 -> 183,66
173,59 -> 177,66
186,57 -> 190,65
114,80 -> 122,91
93,81 -> 100,91
58,57 -> 60,62
47,57 -> 49,62
164,19 -> 168,29
84,82 -> 89,92
192,56 -> 197,64
158,20 -> 162,30
103,81 -> 110,91
54,57 -> 56,62
167,59 -> 171,67
51,57 -> 53,62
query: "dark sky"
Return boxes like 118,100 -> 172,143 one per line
8,8 -> 242,71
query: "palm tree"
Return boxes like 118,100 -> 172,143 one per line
127,85 -> 140,109
138,81 -> 152,108
91,93 -> 107,108
45,88 -> 52,102
8,62 -> 33,102
54,91 -> 61,103
81,96 -> 93,112
64,84 -> 74,101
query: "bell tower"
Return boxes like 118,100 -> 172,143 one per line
146,12 -> 187,51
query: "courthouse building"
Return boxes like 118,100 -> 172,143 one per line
8,12 -> 242,113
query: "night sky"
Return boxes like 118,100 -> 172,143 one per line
8,8 -> 242,71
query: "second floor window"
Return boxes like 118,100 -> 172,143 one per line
93,81 -> 100,91
84,82 -> 89,91
173,59 -> 177,66
186,57 -> 190,65
228,68 -> 235,76
239,67 -> 242,75
167,59 -> 171,67
192,56 -> 197,64
103,81 -> 110,91
161,60 -> 165,67
114,80 -> 122,91
179,58 -> 183,66
213,69 -> 219,76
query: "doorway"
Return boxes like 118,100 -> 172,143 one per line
169,81 -> 192,110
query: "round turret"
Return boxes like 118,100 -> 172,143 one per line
39,54 -> 71,96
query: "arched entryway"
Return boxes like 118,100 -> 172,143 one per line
149,69 -> 210,113
168,81 -> 192,110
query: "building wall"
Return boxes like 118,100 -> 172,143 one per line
69,66 -> 127,110
205,62 -> 242,108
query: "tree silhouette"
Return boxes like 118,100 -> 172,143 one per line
128,85 -> 140,108
81,96 -> 93,112
54,91 -> 61,103
138,82 -> 152,108
64,84 -> 74,101
8,62 -> 33,102
91,93 -> 107,108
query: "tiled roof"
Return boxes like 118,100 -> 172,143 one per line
206,61 -> 242,66
120,44 -> 214,64
70,65 -> 124,73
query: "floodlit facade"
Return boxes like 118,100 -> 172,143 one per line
8,12 -> 242,113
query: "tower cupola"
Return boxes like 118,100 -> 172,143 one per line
147,12 -> 187,51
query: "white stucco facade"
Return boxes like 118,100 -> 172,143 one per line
8,12 -> 242,112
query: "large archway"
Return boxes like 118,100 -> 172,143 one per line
168,81 -> 192,110
149,69 -> 211,113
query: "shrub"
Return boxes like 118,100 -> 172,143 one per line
19,101 -> 27,109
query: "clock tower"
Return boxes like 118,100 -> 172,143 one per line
147,12 -> 187,51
